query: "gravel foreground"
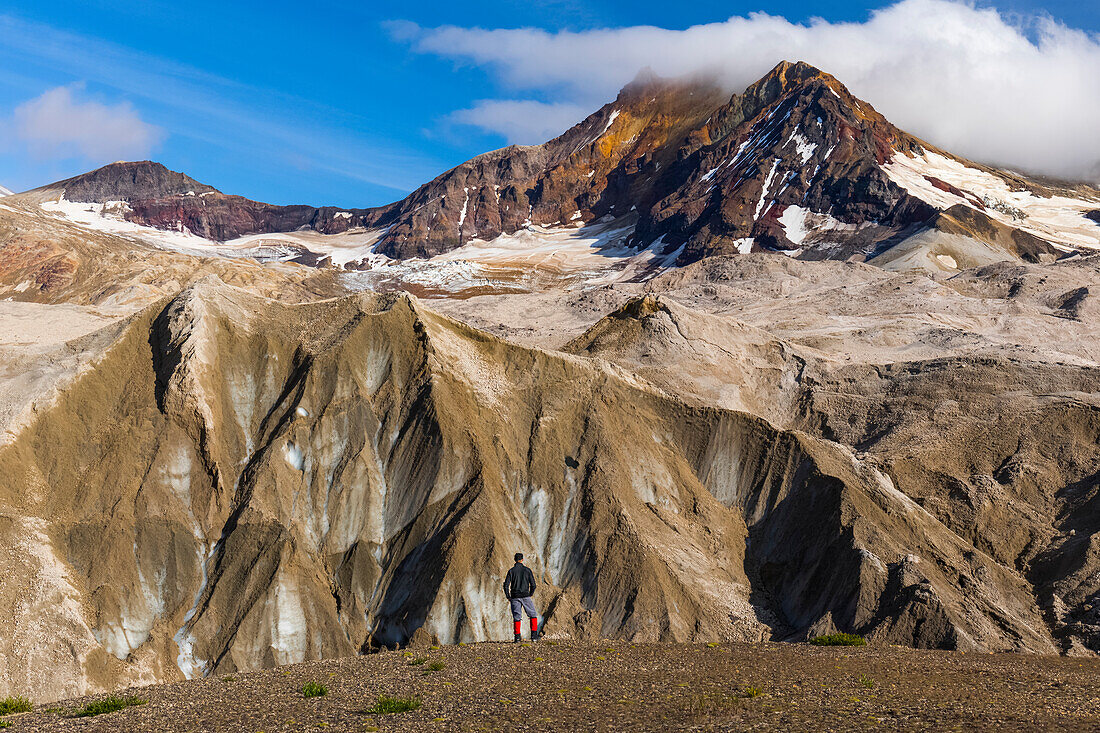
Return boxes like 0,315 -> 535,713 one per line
6,641 -> 1100,732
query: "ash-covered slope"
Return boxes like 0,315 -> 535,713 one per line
567,256 -> 1100,656
0,198 -> 345,311
0,279 -> 1061,701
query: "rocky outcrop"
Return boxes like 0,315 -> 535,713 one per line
41,161 -> 217,203
123,194 -> 380,242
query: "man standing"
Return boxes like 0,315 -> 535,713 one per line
503,553 -> 539,642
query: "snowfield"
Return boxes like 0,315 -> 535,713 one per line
882,151 -> 1100,250
343,217 -> 681,296
36,196 -> 675,296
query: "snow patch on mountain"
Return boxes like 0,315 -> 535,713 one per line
601,109 -> 620,136
733,238 -> 754,254
787,131 -> 816,164
780,205 -> 859,245
41,197 -> 213,249
341,217 -> 673,296
882,152 -> 1100,250
754,159 -> 781,220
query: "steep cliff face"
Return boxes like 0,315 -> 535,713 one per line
0,280 -> 1064,701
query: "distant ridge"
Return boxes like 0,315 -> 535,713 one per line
15,61 -> 1100,264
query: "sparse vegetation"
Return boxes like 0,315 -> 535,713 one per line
809,633 -> 867,647
5,640 -> 1097,730
424,660 -> 446,672
0,720 -> 11,729
682,692 -> 739,717
364,694 -> 421,715
302,682 -> 328,698
408,657 -> 428,666
72,696 -> 147,718
0,697 -> 31,715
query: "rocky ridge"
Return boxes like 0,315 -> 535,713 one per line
15,62 -> 1099,273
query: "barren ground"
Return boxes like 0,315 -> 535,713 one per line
6,641 -> 1100,732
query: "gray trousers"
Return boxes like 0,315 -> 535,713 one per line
510,596 -> 538,622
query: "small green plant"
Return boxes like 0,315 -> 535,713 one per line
706,642 -> 720,648
364,694 -> 421,715
0,720 -> 11,729
0,697 -> 31,715
858,674 -> 876,689
72,696 -> 146,718
222,675 -> 237,683
302,682 -> 328,698
809,633 -> 867,647
742,686 -> 764,698
408,657 -> 428,666
424,660 -> 445,672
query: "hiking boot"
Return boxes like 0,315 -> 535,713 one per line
531,629 -> 540,641
513,633 -> 522,643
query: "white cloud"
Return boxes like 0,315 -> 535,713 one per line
0,15 -> 436,196
398,0 -> 1100,183
13,85 -> 164,163
448,100 -> 590,144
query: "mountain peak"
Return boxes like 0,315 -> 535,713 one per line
767,60 -> 826,81
43,160 -> 219,203
743,60 -> 844,102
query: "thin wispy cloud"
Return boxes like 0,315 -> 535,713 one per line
396,0 -> 1100,183
13,84 -> 163,162
447,100 -> 590,145
0,14 -> 434,195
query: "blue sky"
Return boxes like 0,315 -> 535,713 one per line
1,0 -> 1097,206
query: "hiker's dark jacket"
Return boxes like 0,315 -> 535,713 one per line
503,563 -> 536,599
